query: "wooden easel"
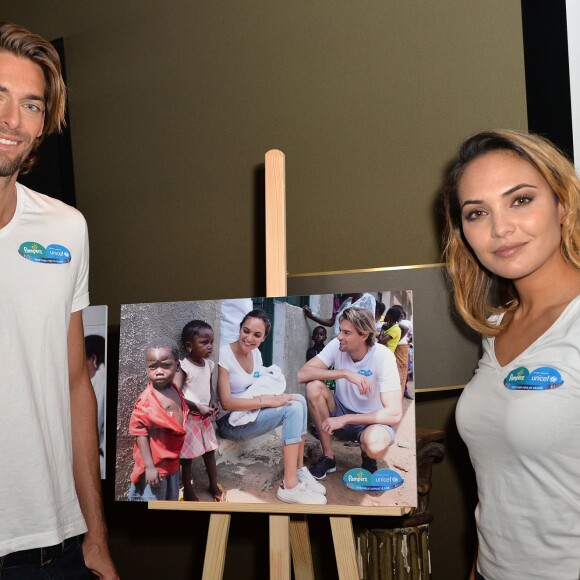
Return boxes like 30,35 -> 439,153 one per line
262,149 -> 357,580
150,150 -> 407,579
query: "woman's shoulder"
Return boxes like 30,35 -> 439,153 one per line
553,294 -> 580,333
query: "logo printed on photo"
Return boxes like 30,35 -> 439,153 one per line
343,467 -> 404,492
18,241 -> 71,264
357,369 -> 373,377
504,366 -> 563,390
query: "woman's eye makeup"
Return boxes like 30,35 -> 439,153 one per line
463,208 -> 485,222
512,194 -> 533,206
461,192 -> 536,222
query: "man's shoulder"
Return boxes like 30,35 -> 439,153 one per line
18,182 -> 86,225
369,342 -> 391,359
319,337 -> 340,358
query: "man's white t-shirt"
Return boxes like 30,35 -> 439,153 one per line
0,184 -> 89,556
316,338 -> 399,413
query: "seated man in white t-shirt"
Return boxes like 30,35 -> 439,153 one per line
298,307 -> 402,478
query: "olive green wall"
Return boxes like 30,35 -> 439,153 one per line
4,2 -> 526,578
5,1 -> 526,319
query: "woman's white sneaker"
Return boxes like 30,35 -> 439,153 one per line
297,466 -> 327,495
277,481 -> 327,505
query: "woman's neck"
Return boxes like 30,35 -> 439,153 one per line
231,340 -> 250,358
513,254 -> 580,316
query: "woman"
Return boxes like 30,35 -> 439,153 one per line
442,130 -> 580,580
378,307 -> 402,354
217,308 -> 327,505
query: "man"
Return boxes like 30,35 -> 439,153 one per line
0,22 -> 117,578
298,307 -> 402,478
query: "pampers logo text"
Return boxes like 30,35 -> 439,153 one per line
504,366 -> 563,390
18,242 -> 72,264
23,244 -> 43,255
343,467 -> 404,492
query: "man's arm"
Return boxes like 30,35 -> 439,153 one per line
68,311 -> 119,579
322,391 -> 402,434
297,356 -> 372,395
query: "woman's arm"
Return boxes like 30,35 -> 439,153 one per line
218,365 -> 263,411
398,321 -> 410,340
208,367 -> 219,416
217,366 -> 293,411
378,331 -> 393,346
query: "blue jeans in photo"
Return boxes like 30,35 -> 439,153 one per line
128,470 -> 180,501
217,394 -> 307,445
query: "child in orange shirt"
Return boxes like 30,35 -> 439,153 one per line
128,337 -> 188,501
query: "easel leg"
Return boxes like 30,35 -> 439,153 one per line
202,513 -> 231,580
270,515 -> 291,579
330,516 -> 360,580
290,516 -> 314,580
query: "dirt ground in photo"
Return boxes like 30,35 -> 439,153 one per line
184,393 -> 416,508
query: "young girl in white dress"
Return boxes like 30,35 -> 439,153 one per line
175,320 -> 224,502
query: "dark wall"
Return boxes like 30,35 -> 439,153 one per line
4,1 -> 527,322
3,2 -> 528,578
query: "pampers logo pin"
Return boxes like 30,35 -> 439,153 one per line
343,467 -> 404,492
504,366 -> 563,390
18,241 -> 71,264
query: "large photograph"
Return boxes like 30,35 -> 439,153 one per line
115,292 -> 416,512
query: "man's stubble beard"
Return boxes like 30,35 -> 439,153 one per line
0,154 -> 27,178
0,138 -> 38,178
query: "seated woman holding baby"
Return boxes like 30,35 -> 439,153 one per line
216,308 -> 326,505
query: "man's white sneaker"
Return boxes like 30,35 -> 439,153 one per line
297,466 -> 327,495
276,481 -> 327,505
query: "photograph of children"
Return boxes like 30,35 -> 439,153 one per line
115,292 -> 416,511
83,305 -> 107,479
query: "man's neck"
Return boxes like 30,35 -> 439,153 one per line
0,173 -> 19,229
349,343 -> 369,363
